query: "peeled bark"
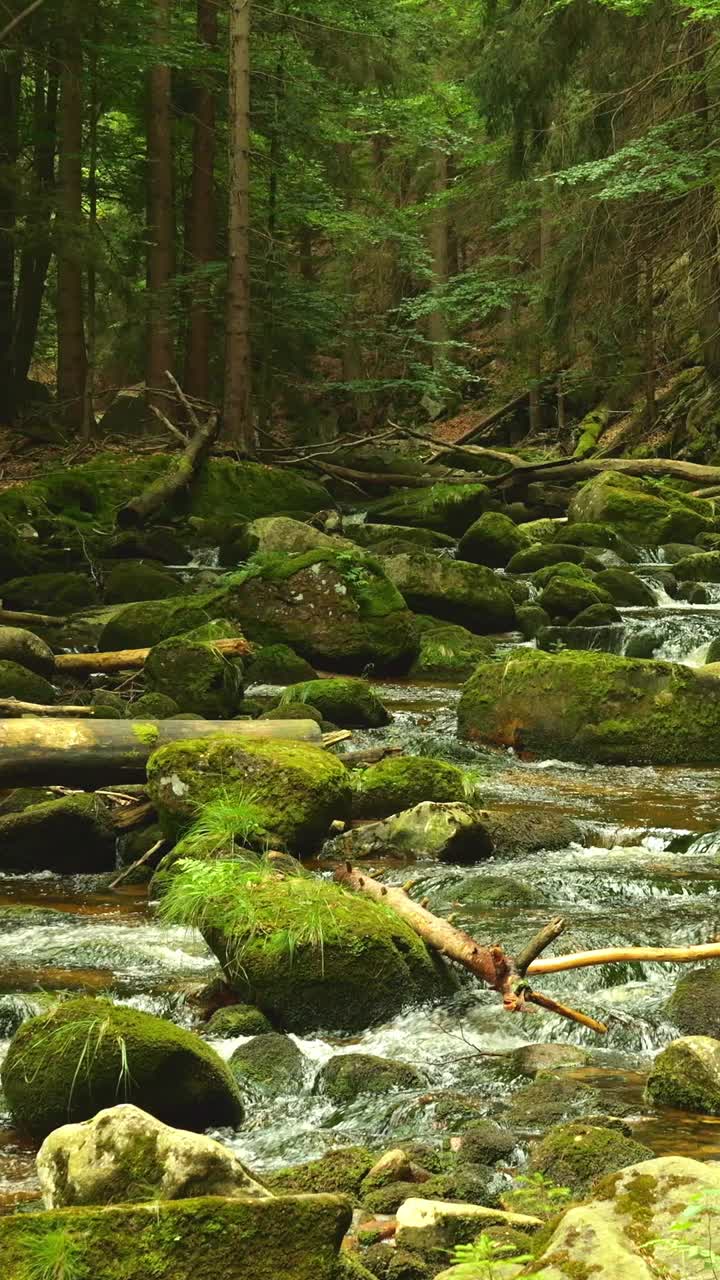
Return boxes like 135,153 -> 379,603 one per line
56,3 -> 87,431
184,0 -> 217,404
146,0 -> 176,421
223,0 -> 253,449
0,717 -> 322,785
54,633 -> 249,674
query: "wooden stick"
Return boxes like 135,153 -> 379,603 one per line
516,916 -> 566,976
54,636 -> 252,674
528,941 -> 720,975
109,839 -> 165,890
0,698 -> 94,718
526,992 -> 608,1035
488,455 -> 720,491
111,799 -> 156,831
0,608 -> 67,627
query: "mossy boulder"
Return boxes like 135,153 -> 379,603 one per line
316,1054 -> 425,1104
529,1122 -> 654,1194
130,692 -> 180,719
103,528 -> 190,564
367,483 -> 491,536
0,659 -> 55,704
280,677 -> 390,728
552,520 -> 636,560
515,604 -> 551,639
569,471 -> 713,545
103,560 -> 183,604
571,601 -> 622,627
380,553 -> 515,634
458,648 -> 720,764
507,543 -> 588,574
246,644 -> 317,685
234,515 -> 356,560
260,703 -> 324,725
147,736 -> 351,854
0,571 -> 99,615
326,801 -> 494,866
229,1033 -> 307,1097
454,1121 -> 517,1166
511,1044 -> 592,1078
0,514 -> 41,579
267,1147 -> 375,1196
672,551 -> 720,583
0,996 -> 243,1140
99,592 -> 225,649
0,794 -> 116,874
666,967 -> 720,1038
352,756 -> 467,819
458,512 -> 530,568
0,1194 -> 352,1280
144,635 -> 244,718
409,622 -> 495,681
350,523 -> 456,551
205,1005 -> 273,1038
645,1036 -> 720,1114
538,575 -> 613,621
506,1075 -> 619,1129
0,626 -> 54,677
594,568 -> 656,606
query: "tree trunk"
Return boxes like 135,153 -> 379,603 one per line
146,0 -> 176,422
687,24 -> 720,382
56,5 -> 87,430
223,0 -> 253,450
13,59 -> 58,387
0,42 -> 21,422
115,407 -> 220,527
184,0 -> 217,405
644,255 -> 657,425
84,14 -> 99,440
428,141 -> 450,363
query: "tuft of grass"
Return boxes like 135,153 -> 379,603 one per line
10,1014 -> 134,1114
20,1228 -> 88,1280
180,788 -> 272,858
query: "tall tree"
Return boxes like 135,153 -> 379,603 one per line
146,0 -> 175,420
223,0 -> 253,450
184,0 -> 217,405
0,32 -> 21,421
56,1 -> 87,430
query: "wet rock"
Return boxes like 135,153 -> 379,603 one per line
645,1035 -> 720,1114
280,677 -> 390,728
510,1043 -> 592,1078
381,553 -> 515,634
0,659 -> 56,704
458,647 -> 720,764
245,643 -> 317,685
665,967 -> 720,1038
99,592 -> 226,649
454,1121 -> 517,1165
409,620 -> 495,681
570,602 -> 622,626
515,604 -> 550,639
0,626 -> 54,677
0,570 -> 100,615
568,471 -> 712,545
351,523 -> 456,551
144,630 -> 245,718
594,568 -> 656,606
260,702 -> 324,724
147,735 -> 351,853
234,515 -> 357,560
229,1032 -> 307,1097
325,802 -> 494,865
538,574 -> 613,621
437,873 -> 538,914
673,550 -> 720,583
363,1149 -> 432,1191
102,528 -> 190,564
367,482 -> 491,537
505,1075 -> 629,1130
362,1166 -> 500,1217
37,1103 -> 269,1207
0,794 -> 116,874
129,692 -> 180,718
552,521 -> 636,560
458,512 -> 530,568
1,996 -> 244,1140
395,1199 -> 533,1258
103,559 -> 183,604
205,1004 -> 273,1038
536,623 -> 620,655
483,810 -> 581,858
352,757 -> 467,818
529,1121 -> 653,1194
267,1146 -> 376,1196
531,561 -> 591,589
316,1053 -> 425,1103
508,543 -> 589,574
361,1245 -> 431,1280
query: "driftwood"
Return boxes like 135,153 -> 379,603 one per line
528,940 -> 720,975
116,376 -> 219,527
0,716 -> 323,785
337,745 -> 404,767
54,636 -> 252,675
111,798 -> 156,830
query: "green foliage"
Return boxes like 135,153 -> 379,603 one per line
503,1171 -> 573,1218
18,1228 -> 88,1280
179,790 -> 272,858
452,1232 -> 535,1276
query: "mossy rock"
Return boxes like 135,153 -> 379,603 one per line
0,786 -> 57,816
99,592 -> 226,650
665,967 -> 720,1038
232,515 -> 355,562
267,1147 -> 376,1196
436,872 -> 537,913
507,543 -> 589,574
0,794 -> 116,874
531,561 -> 592,590
552,520 -> 636,560
129,692 -> 180,719
189,458 -> 329,521
530,1121 -> 654,1194
569,471 -> 713,545
103,527 -> 190,564
103,559 -> 183,604
538,576 -> 613,621
144,636 -> 244,718
229,1032 -> 307,1097
260,703 -> 324,725
350,523 -> 456,551
0,1194 -> 352,1280
380,553 -> 515,634
515,604 -> 551,640
455,1121 -> 517,1166
645,1035 -> 720,1114
147,736 -> 351,854
458,647 -> 720,764
0,514 -> 42,579
0,571 -> 100,615
367,483 -> 491,537
409,621 -> 495,681
511,1044 -> 592,1078
0,996 -> 243,1140
594,568 -> 656,606
0,626 -> 55,677
0,660 -> 56,704
458,512 -> 530,568
316,1053 -> 425,1104
673,551 -> 720,583
352,756 -> 467,819
205,1004 -> 273,1038
280,678 -> 390,729
571,602 -> 622,627
246,644 -> 317,685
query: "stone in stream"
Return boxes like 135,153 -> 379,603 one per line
316,1053 -> 426,1103
515,603 -> 551,639
129,691 -> 180,719
508,542 -> 592,574
325,801 -> 494,865
568,471 -> 713,544
352,756 -> 468,819
0,794 -> 116,874
506,1075 -> 633,1129
594,568 -> 657,606
350,522 -> 457,551
409,619 -> 495,680
103,559 -> 183,604
37,1103 -> 269,1207
569,602 -> 622,627
379,552 -> 516,634
1,997 -> 244,1140
394,1198 -> 538,1258
458,647 -> 720,764
204,1004 -> 273,1039
229,1033 -> 307,1097
0,1193 -> 352,1280
144,631 -> 245,718
672,550 -> 720,583
245,642 -> 317,685
279,677 -> 391,728
665,967 -> 720,1038
458,511 -> 531,568
267,1146 -> 376,1196
538,574 -> 614,622
510,1043 -> 592,1078
0,570 -> 100,615
551,520 -> 637,560
228,514 -> 357,560
645,1035 -> 720,1114
530,1155 -> 720,1279
0,626 -> 54,676
529,1121 -> 653,1194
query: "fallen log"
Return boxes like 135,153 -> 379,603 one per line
0,698 -> 94,717
116,377 -> 219,527
487,455 -> 720,491
54,635 -> 252,675
0,608 -> 67,627
0,717 -> 322,786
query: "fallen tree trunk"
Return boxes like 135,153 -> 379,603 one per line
116,391 -> 219,527
0,698 -> 94,717
0,717 -> 322,785
54,635 -> 252,675
488,455 -> 720,490
0,608 -> 67,627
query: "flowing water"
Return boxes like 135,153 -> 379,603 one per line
3,587 -> 720,1210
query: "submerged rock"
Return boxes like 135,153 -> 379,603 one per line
665,967 -> 720,1038
316,1054 -> 425,1103
381,553 -> 515,634
529,1121 -> 653,1194
230,1032 -> 307,1097
510,1043 -> 592,1078
0,794 -> 116,874
280,677 -> 390,728
645,1035 -> 720,1114
352,756 -> 468,819
1,997 -> 244,1140
37,1103 -> 268,1207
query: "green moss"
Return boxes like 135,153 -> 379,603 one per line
515,604 -> 551,640
352,756 -> 467,819
316,1053 -> 424,1103
0,660 -> 56,704
204,1005 -> 273,1038
99,591 -> 226,650
594,569 -> 656,606
0,572 -> 99,616
130,693 -> 179,719
267,1148 -> 376,1197
367,483 -> 491,536
644,1036 -> 720,1114
538,576 -> 613,621
280,678 -> 390,728
568,471 -> 713,545
458,512 -> 530,567
103,560 -> 182,604
144,636 -> 244,718
246,644 -> 317,685
409,623 -> 494,680
229,1032 -> 306,1096
380,552 -> 515,634
0,996 -> 243,1140
508,543 -> 589,574
0,794 -> 115,874
665,968 -> 720,1037
530,1123 -> 653,1194
673,551 -> 720,583
131,722 -> 160,748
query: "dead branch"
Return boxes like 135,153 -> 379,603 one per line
109,839 -> 165,890
54,635 -> 252,675
0,698 -> 94,718
487,455 -> 720,491
528,941 -> 720,975
0,608 -> 67,627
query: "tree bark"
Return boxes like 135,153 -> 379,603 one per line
13,58 -> 58,387
0,39 -> 21,421
223,0 -> 253,450
56,3 -> 87,430
184,0 -> 217,404
0,717 -> 322,786
116,405 -> 219,526
687,24 -> 720,383
428,137 -> 450,363
146,0 -> 176,422
83,12 -> 99,440
54,634 -> 251,674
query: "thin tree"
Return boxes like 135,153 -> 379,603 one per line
184,0 -> 218,406
0,32 -> 21,421
56,0 -> 87,430
146,0 -> 175,422
223,0 -> 253,451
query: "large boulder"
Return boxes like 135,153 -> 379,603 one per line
280,677 -> 390,728
144,632 -> 245,718
538,574 -> 613,621
409,619 -> 494,681
645,1035 -> 720,1114
245,643 -> 317,685
229,1033 -> 308,1097
367,482 -> 491,536
458,648 -> 720,764
1,997 -> 243,1140
160,859 -> 451,1033
380,553 -> 515,633
350,523 -> 457,551
672,551 -> 720,583
234,515 -> 356,559
37,1104 -> 268,1207
103,559 -> 183,604
325,802 -> 494,865
0,659 -> 55,704
665,967 -> 720,1038
594,568 -> 656,606
0,571 -> 100,615
99,591 -> 226,649
458,512 -> 530,567
529,1156 -> 720,1279
147,736 -> 351,854
529,1121 -> 653,1194
0,626 -> 54,676
352,756 -> 468,819
568,471 -> 713,545
0,794 -> 116,874
0,1193 -> 352,1280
